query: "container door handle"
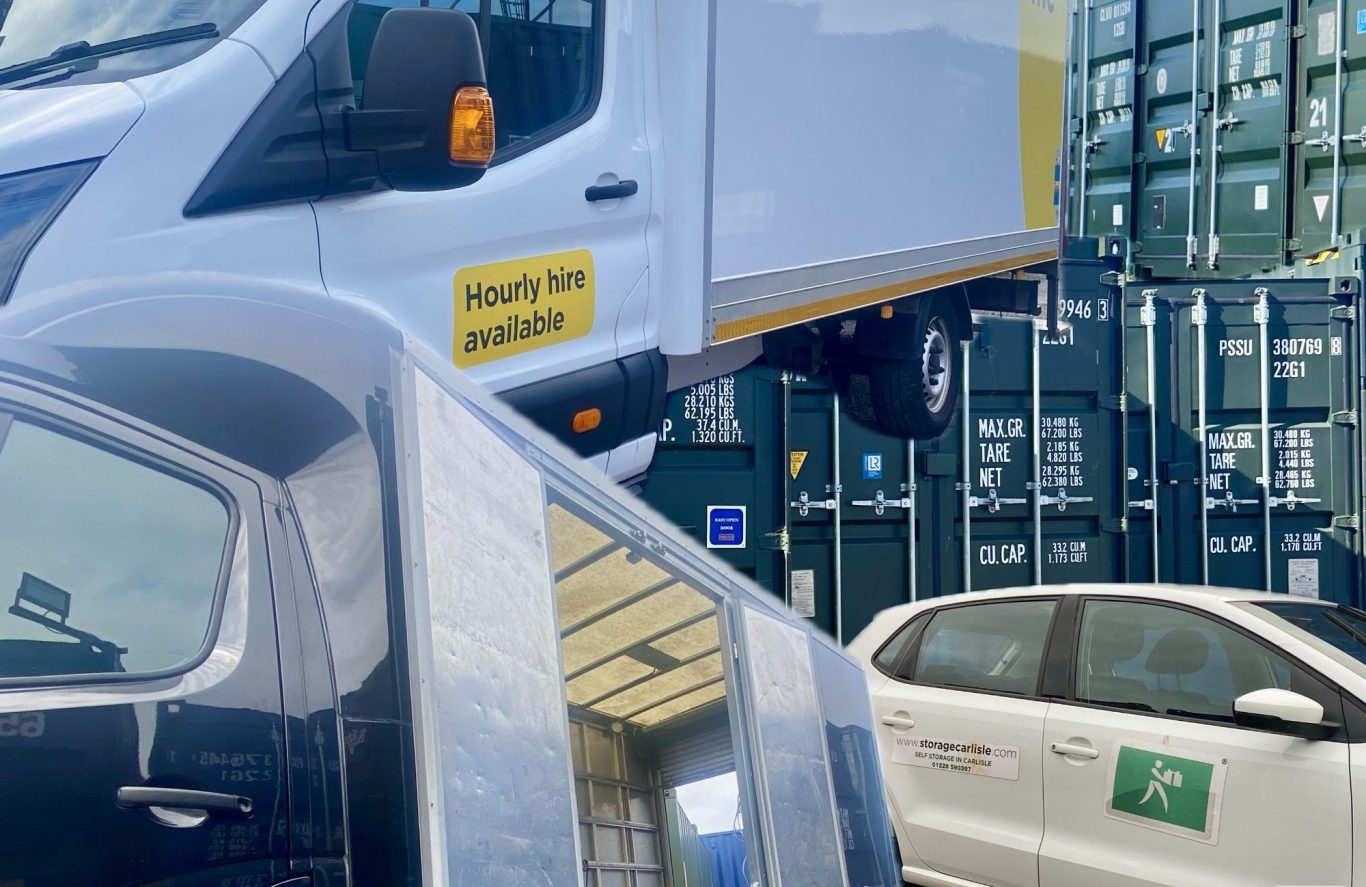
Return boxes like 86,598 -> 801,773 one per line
880,714 -> 916,730
1049,742 -> 1099,760
117,786 -> 254,816
585,180 -> 638,202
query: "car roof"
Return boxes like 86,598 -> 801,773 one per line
862,583 -> 1331,633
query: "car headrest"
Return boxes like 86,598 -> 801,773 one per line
1087,612 -> 1144,666
1144,627 -> 1210,677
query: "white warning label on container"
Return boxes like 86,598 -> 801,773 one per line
1320,12 -> 1337,56
1254,184 -> 1269,211
790,569 -> 816,618
1289,559 -> 1320,599
891,736 -> 1021,781
1113,204 -> 1124,227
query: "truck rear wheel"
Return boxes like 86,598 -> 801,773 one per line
867,295 -> 961,439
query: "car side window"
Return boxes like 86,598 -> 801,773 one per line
910,600 -> 1057,695
874,614 -> 927,677
348,0 -> 600,158
0,416 -> 231,681
1076,600 -> 1293,722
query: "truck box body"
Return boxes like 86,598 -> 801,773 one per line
0,0 -> 1067,479
0,281 -> 900,886
656,1 -> 1067,353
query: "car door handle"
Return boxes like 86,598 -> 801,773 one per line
881,714 -> 916,729
1049,742 -> 1100,760
585,180 -> 638,202
117,786 -> 253,816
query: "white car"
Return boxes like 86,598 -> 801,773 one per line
847,584 -> 1366,887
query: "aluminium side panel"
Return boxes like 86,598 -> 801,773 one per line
705,1 -> 1066,344
653,0 -> 717,357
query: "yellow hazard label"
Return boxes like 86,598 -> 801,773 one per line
1156,129 -> 1169,151
790,450 -> 809,479
453,249 -> 595,368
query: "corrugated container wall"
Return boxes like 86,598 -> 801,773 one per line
639,242 -> 1363,643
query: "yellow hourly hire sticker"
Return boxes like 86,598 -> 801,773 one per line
452,249 -> 595,368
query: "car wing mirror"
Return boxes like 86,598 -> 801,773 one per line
1233,688 -> 1329,739
344,7 -> 494,191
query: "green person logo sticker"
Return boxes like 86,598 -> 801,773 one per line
1106,744 -> 1228,844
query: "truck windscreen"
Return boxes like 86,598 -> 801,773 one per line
0,0 -> 266,88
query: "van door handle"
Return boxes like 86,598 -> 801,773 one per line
881,714 -> 916,729
117,786 -> 254,816
585,180 -> 638,202
1049,742 -> 1100,760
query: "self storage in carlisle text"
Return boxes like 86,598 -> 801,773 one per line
452,250 -> 595,368
890,735 -> 1021,781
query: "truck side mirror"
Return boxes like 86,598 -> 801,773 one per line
344,7 -> 494,191
1233,688 -> 1329,739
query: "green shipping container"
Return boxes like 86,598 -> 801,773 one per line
640,245 -> 1363,642
1067,0 -> 1332,278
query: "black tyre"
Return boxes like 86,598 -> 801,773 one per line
867,293 -> 961,439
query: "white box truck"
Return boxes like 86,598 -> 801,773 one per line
0,280 -> 902,886
0,0 -> 1066,481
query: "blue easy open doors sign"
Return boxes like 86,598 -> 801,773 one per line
707,506 -> 747,549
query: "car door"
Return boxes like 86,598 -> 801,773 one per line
0,391 -> 291,885
868,597 -> 1060,887
315,0 -> 651,395
1039,596 -> 1352,887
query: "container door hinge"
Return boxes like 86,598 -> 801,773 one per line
1334,515 -> 1360,531
1103,518 -> 1128,533
761,529 -> 790,553
1332,410 -> 1359,427
1288,132 -> 1306,145
1289,24 -> 1307,39
1099,270 -> 1123,287
1132,152 -> 1147,164
1282,238 -> 1303,252
732,642 -> 740,661
1330,305 -> 1356,321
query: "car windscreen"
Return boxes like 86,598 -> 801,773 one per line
0,0 -> 268,89
1241,601 -> 1366,681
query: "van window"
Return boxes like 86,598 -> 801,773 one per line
1076,600 -> 1294,722
912,600 -> 1057,696
349,0 -> 600,158
0,417 -> 230,681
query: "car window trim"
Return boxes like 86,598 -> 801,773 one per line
484,0 -> 607,166
870,611 -> 929,679
1062,595 -> 1351,741
0,396 -> 244,690
886,596 -> 1063,703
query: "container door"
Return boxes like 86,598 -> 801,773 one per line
642,370 -> 787,594
1073,0 -> 1141,242
838,417 -> 915,644
1206,0 -> 1292,274
1297,0 -> 1366,254
1137,0 -> 1207,276
786,382 -> 841,638
1156,279 -> 1361,602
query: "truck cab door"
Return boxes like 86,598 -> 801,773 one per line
0,392 -> 291,885
315,0 -> 651,397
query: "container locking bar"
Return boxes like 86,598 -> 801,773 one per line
849,489 -> 913,516
961,487 -> 1029,513
1206,491 -> 1260,512
1037,488 -> 1095,512
1268,491 -> 1324,510
790,490 -> 837,517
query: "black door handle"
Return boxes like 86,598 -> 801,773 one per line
585,180 -> 638,202
117,786 -> 253,816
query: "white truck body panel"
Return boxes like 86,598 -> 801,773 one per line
658,0 -> 1066,352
